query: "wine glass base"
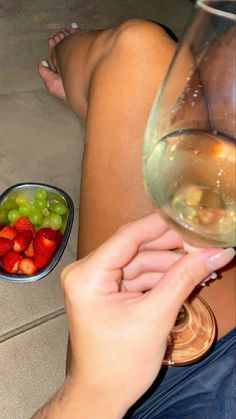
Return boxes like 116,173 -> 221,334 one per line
163,295 -> 216,366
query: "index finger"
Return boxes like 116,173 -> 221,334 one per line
140,229 -> 183,251
90,212 -> 169,271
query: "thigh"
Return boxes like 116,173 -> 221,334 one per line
77,21 -> 176,256
66,22 -> 176,372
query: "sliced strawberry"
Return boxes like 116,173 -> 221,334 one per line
56,230 -> 63,245
0,237 -> 13,257
33,236 -> 57,269
18,258 -> 37,275
13,216 -> 36,236
36,228 -> 56,241
2,251 -> 23,274
34,252 -> 52,269
13,231 -> 33,253
0,226 -> 17,240
34,236 -> 58,254
24,240 -> 34,257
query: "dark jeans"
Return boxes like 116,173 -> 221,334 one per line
125,328 -> 236,419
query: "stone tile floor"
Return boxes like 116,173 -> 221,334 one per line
0,1 -> 193,417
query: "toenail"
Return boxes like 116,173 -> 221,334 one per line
41,60 -> 49,68
71,22 -> 78,28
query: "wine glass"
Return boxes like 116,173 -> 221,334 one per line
143,0 -> 236,365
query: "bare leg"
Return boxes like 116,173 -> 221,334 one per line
45,19 -> 176,370
53,20 -> 175,244
39,19 -> 235,370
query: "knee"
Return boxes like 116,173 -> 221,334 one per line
113,19 -> 174,53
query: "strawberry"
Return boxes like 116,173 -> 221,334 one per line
13,216 -> 36,236
24,240 -> 34,257
0,237 -> 13,257
56,230 -> 63,245
2,251 -> 23,274
36,228 -> 56,241
18,258 -> 37,275
13,231 -> 33,253
33,236 -> 57,269
0,226 -> 17,240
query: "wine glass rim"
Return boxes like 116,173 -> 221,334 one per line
197,0 -> 236,20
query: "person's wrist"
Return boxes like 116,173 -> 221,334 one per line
61,375 -> 127,419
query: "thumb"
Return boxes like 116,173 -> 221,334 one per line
149,247 -> 235,319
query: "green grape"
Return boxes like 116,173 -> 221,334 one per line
29,210 -> 43,225
51,202 -> 68,215
35,199 -> 47,210
30,203 -> 36,212
34,188 -> 47,201
41,215 -> 51,227
8,209 -> 21,223
49,214 -> 62,230
19,203 -> 32,216
2,199 -> 18,211
49,198 -> 60,207
0,207 -> 8,224
42,208 -> 51,217
16,195 -> 28,206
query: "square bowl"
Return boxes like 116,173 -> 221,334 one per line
0,183 -> 74,283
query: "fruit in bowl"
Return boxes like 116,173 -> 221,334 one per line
0,183 -> 74,282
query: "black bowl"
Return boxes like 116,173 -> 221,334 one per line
0,183 -> 74,283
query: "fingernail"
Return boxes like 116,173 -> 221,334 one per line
207,248 -> 235,272
41,60 -> 49,68
71,22 -> 78,28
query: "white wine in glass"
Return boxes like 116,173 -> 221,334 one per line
143,0 -> 236,365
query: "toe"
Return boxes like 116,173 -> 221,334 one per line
38,61 -> 54,82
63,28 -> 71,36
38,61 -> 61,88
48,25 -> 79,51
53,35 -> 61,44
38,61 -> 66,100
56,31 -> 66,40
69,22 -> 79,34
71,22 -> 79,29
60,28 -> 68,37
48,37 -> 56,48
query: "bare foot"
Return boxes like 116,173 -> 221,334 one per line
38,23 -> 80,100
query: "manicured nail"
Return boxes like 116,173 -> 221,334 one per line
41,60 -> 49,68
71,22 -> 78,29
207,248 -> 235,272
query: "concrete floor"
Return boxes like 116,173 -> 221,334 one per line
0,1 -> 193,418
